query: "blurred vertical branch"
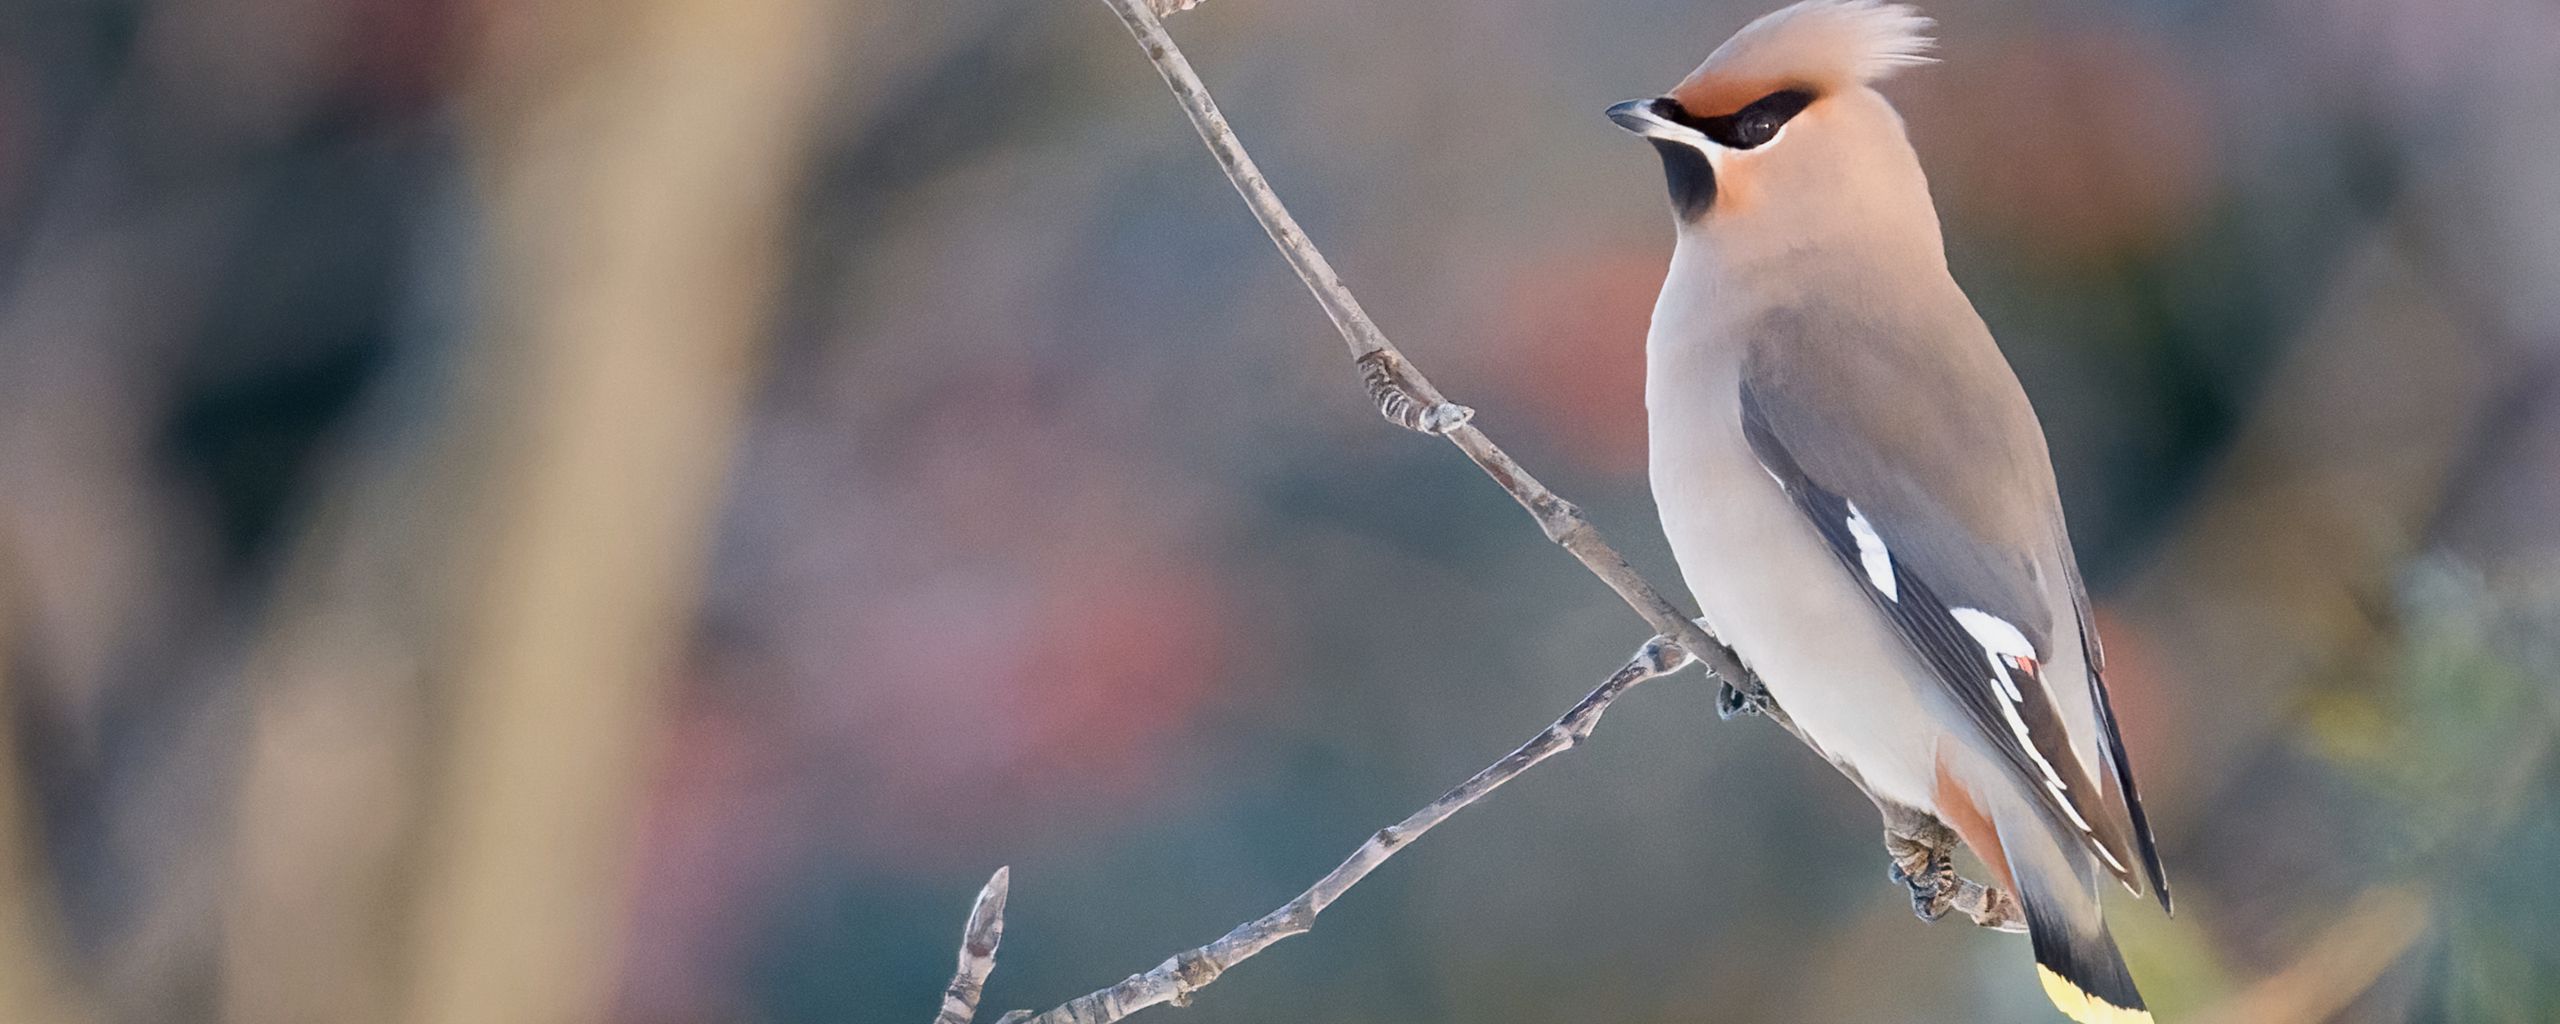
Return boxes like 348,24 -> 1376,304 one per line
220,457 -> 463,1024
216,0 -> 841,1016
385,1 -> 833,1022
0,558 -> 94,1024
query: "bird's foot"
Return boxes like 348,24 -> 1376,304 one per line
1883,826 -> 1959,922
1877,811 -> 2028,932
1715,678 -> 1775,720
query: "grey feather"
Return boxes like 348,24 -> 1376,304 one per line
1733,309 -> 2160,896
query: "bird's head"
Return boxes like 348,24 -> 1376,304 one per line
1611,0 -> 1937,234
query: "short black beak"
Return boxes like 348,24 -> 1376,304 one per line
1606,98 -> 1666,134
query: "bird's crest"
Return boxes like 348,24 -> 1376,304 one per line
1670,0 -> 1935,116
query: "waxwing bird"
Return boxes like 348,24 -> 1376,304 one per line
1607,2 -> 2170,1021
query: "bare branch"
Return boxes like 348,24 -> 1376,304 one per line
1004,638 -> 1691,1024
935,868 -> 1012,1024
1092,0 -> 1770,707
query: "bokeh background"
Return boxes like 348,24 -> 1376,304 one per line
0,0 -> 2553,1021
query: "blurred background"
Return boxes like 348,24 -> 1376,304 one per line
0,0 -> 2553,1022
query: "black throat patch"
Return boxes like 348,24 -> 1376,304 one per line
1648,137 -> 1715,221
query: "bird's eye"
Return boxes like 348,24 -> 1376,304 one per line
1734,110 -> 1782,148
1704,89 -> 1815,150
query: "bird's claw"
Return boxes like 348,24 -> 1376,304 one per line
1888,847 -> 1958,922
1716,679 -> 1772,720
1882,822 -> 1960,923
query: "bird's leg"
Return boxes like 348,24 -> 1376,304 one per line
1694,620 -> 1774,720
1714,676 -> 1779,720
1880,811 -> 1961,923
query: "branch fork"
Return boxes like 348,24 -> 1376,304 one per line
950,636 -> 2021,1024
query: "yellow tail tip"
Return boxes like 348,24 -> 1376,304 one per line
2037,965 -> 2153,1024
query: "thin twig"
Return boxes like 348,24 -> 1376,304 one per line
1093,0 -> 1773,716
1008,639 -> 1692,1024
936,867 -> 1011,1024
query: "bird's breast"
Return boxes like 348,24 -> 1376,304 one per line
1640,276 -> 1946,813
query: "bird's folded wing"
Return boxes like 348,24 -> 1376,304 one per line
1736,359 -> 2158,897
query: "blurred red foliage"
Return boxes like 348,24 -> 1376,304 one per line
1481,246 -> 1661,478
1906,26 -> 2215,262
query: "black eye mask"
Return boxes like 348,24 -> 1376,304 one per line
1664,89 -> 1817,150
1644,89 -> 1818,221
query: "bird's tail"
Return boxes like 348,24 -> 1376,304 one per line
2025,901 -> 2149,1024
2005,818 -> 2151,1024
